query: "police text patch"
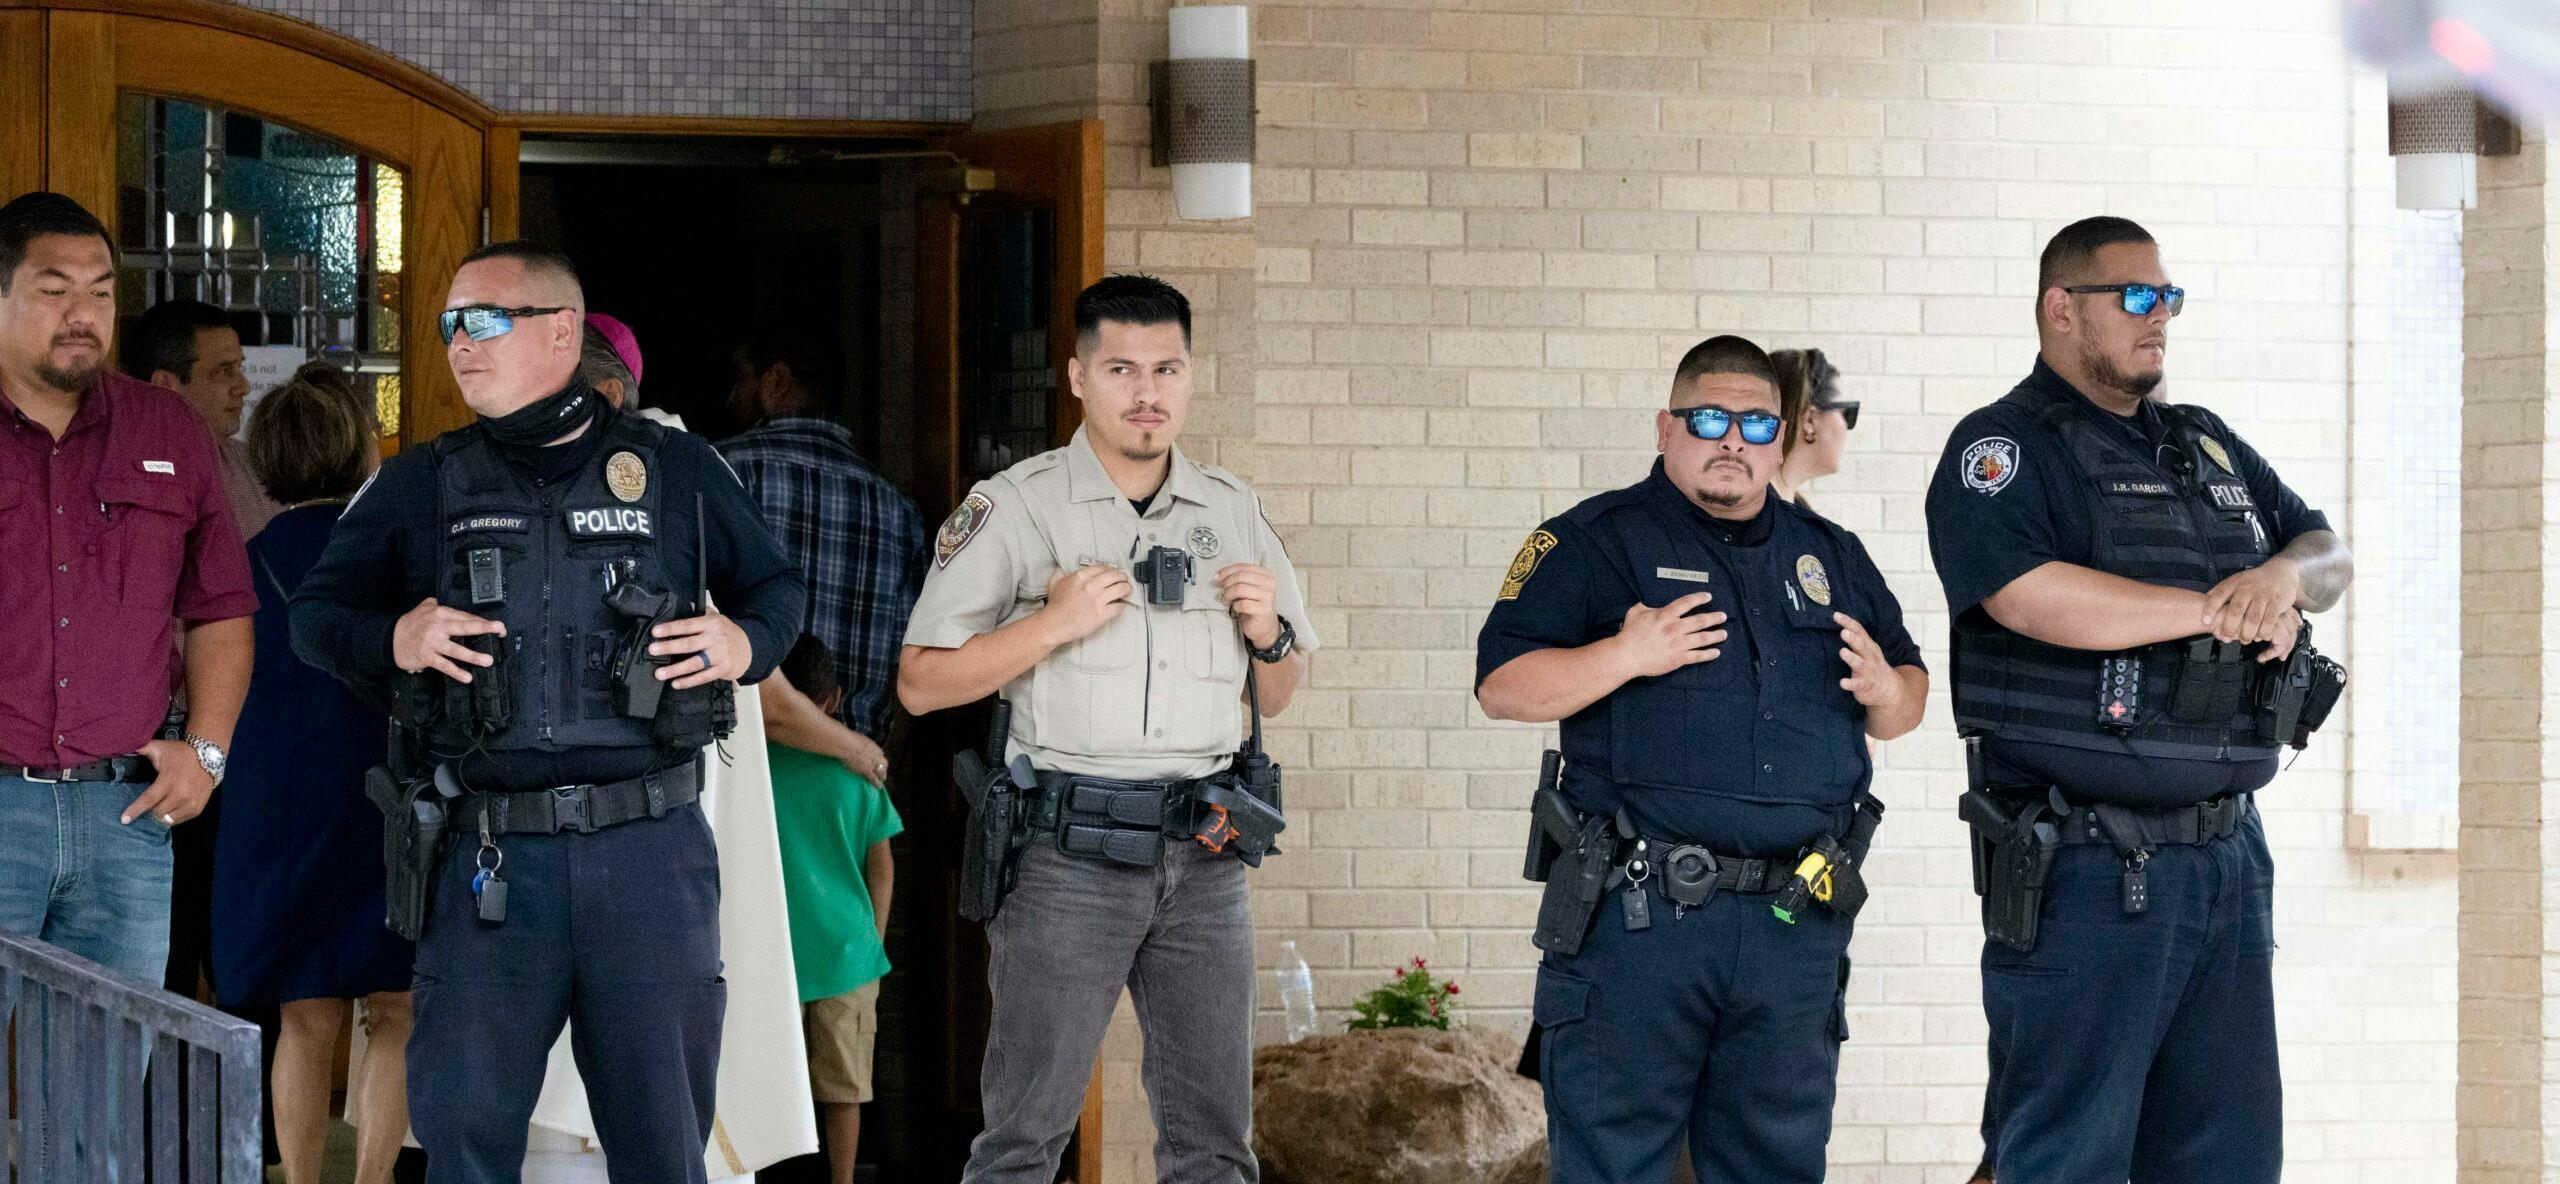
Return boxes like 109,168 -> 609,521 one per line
1498,530 -> 1559,601
1962,437 -> 2019,496
937,492 -> 994,569
449,513 -> 532,535
566,507 -> 654,538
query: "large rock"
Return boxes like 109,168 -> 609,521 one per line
1253,1027 -> 1546,1184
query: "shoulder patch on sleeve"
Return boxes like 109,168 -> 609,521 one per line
935,492 -> 996,569
1497,529 -> 1560,602
1961,436 -> 2020,496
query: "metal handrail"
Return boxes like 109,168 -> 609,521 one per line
0,928 -> 261,1183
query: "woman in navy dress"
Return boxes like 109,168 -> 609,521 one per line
211,365 -> 413,1184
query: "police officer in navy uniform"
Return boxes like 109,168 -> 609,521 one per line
1925,216 -> 2351,1184
1479,334 -> 1927,1184
292,242 -> 805,1184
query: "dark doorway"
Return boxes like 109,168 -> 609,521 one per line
517,120 -> 1103,1182
521,137 -> 963,1181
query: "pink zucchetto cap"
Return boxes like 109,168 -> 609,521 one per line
584,313 -> 644,386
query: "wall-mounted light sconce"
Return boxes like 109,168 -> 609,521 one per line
2388,80 -> 2519,211
1151,6 -> 1255,222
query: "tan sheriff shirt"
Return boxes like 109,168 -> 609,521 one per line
904,426 -> 1317,781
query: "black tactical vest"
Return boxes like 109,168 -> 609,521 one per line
1557,474 -> 1873,817
423,411 -> 683,755
1951,387 -> 2278,762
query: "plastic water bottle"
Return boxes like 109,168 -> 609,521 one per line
1277,940 -> 1320,1042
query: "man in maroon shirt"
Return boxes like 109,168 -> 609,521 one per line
0,191 -> 255,984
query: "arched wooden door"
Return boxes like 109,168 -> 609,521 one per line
0,0 -> 495,444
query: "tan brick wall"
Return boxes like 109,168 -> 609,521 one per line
2455,130 -> 2556,1184
977,1 -> 2463,1179
1230,1 -> 2452,1180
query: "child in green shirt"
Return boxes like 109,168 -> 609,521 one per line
770,636 -> 902,1184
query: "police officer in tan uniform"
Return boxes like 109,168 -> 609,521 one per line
898,274 -> 1313,1184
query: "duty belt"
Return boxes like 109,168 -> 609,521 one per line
1026,770 -> 1206,866
2003,789 -> 2247,850
1614,840 -> 1795,902
458,759 -> 701,837
11,755 -> 155,784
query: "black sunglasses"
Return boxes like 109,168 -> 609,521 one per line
1816,401 -> 1859,432
1677,406 -> 1783,446
438,304 -> 571,345
2062,283 -> 2184,318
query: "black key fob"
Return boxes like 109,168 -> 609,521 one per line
477,875 -> 509,924
2121,856 -> 2149,916
1622,883 -> 1651,931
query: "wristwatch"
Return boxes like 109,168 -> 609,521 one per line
1250,618 -> 1297,664
183,734 -> 228,789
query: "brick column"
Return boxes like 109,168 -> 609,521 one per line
2457,125 -> 2560,1183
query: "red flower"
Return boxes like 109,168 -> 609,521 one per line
1412,956 -> 1427,969
1443,982 -> 1459,996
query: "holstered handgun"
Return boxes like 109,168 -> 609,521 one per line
367,763 -> 453,942
605,569 -> 679,722
1531,808 -> 1619,957
1523,750 -> 1570,882
1960,784 -> 2061,954
956,700 -> 1024,923
2259,622 -> 2345,750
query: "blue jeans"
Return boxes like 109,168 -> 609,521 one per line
0,775 -> 177,983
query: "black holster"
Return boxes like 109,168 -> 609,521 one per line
366,764 -> 450,943
1960,739 -> 2060,953
1531,808 -> 1619,957
2259,623 -> 2346,750
956,701 -> 1025,923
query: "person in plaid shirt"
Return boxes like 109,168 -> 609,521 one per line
719,332 -> 927,783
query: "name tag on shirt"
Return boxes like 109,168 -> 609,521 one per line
1655,567 -> 1713,584
140,460 -> 174,475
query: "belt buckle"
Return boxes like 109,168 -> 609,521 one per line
19,767 -> 63,784
549,785 -> 596,834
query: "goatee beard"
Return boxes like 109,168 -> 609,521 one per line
34,360 -> 98,392
2085,348 -> 2163,400
1118,442 -> 1168,464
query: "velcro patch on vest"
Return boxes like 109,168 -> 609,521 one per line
2105,480 -> 2174,497
449,513 -> 532,535
2205,482 -> 2256,510
566,506 -> 655,538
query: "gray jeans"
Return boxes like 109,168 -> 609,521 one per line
962,839 -> 1258,1184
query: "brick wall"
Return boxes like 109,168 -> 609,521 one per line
2454,131 -> 2555,1184
1219,0 -> 2454,1179
968,0 -> 2463,1177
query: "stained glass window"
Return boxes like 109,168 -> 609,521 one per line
116,94 -> 406,440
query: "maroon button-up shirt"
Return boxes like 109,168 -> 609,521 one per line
0,370 -> 257,768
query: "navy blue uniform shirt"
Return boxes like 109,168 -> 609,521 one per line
1925,356 -> 2331,804
1477,461 -> 1922,856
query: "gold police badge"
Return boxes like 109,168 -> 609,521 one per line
2198,435 -> 2234,474
1795,554 -> 1833,607
1498,530 -> 1559,601
605,451 -> 648,503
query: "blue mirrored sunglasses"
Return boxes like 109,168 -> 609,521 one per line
2062,283 -> 2184,318
438,304 -> 570,344
1678,406 -> 1783,446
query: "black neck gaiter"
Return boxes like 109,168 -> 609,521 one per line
479,378 -> 599,447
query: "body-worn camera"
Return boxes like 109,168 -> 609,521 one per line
1141,545 -> 1193,606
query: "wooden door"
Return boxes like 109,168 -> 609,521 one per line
896,117 -> 1105,1182
0,0 -> 494,446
